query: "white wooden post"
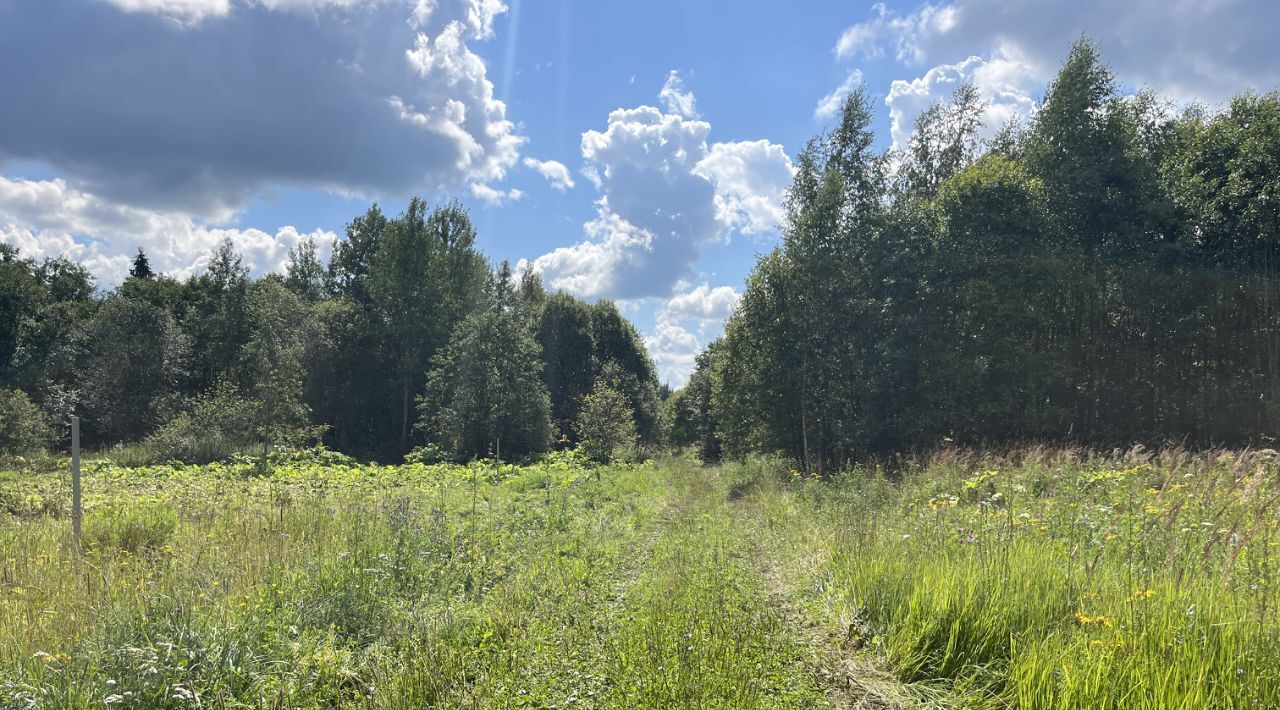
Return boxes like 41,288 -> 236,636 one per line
71,415 -> 82,549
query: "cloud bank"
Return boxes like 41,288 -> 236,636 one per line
825,0 -> 1280,150
0,0 -> 522,220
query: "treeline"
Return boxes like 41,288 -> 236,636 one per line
0,198 -> 660,462
668,40 -> 1280,470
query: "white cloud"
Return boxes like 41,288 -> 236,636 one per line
522,157 -> 575,190
1,0 -> 522,219
523,209 -> 656,299
469,182 -> 523,205
644,313 -> 701,386
820,0 -> 1280,159
658,70 -> 699,119
665,283 -> 740,321
836,2 -> 959,64
410,0 -> 508,40
524,79 -> 793,301
885,48 -> 1038,151
815,69 -> 864,119
695,141 -> 795,234
100,0 -> 231,24
833,0 -> 1280,108
0,176 -> 335,284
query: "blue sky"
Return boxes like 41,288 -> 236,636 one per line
3,0 -> 1278,385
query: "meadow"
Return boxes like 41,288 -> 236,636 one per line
743,447 -> 1280,708
0,452 -> 826,708
2,447 -> 1278,708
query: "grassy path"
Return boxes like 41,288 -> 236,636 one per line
599,460 -> 827,708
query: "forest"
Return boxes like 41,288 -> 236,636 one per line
670,40 -> 1280,470
3,41 -> 1278,470
1,198 -> 660,465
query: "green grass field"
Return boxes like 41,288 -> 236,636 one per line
2,448 -> 1278,707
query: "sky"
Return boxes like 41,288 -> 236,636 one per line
3,0 -> 1279,386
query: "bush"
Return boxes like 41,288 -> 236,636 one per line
142,381 -> 256,464
0,388 -> 52,457
574,383 -> 637,463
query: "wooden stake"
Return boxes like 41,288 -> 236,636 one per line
71,415 -> 82,549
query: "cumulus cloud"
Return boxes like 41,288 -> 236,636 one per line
815,69 -> 865,119
469,182 -> 523,205
644,313 -> 702,386
835,2 -> 959,64
524,76 -> 793,301
834,0 -> 1280,108
0,176 -> 335,284
696,140 -> 795,234
641,283 -> 741,384
885,48 -> 1038,151
658,70 -> 699,119
0,0 -> 522,220
522,157 -> 575,190
665,283 -> 740,321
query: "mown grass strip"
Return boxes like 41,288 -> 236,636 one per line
601,461 -> 825,708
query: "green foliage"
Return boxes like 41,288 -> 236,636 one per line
143,381 -> 256,464
0,195 -> 657,464
536,291 -> 596,441
574,381 -> 636,463
418,265 -> 552,461
128,248 -> 153,280
244,279 -> 311,464
370,199 -> 489,454
78,296 -> 190,445
0,388 -> 52,456
284,236 -> 325,301
712,40 -> 1280,467
0,457 -> 708,707
589,302 -> 661,445
663,341 -> 723,463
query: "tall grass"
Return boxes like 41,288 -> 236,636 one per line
743,446 -> 1280,708
0,453 -> 830,707
0,454 -> 669,706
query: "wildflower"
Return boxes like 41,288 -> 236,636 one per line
1074,611 -> 1113,627
1125,588 -> 1157,603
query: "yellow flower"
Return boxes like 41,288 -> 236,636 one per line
1074,611 -> 1113,627
1125,588 -> 1157,603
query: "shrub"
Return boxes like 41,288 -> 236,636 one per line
574,383 -> 637,463
0,388 -> 52,457
142,381 -> 256,464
